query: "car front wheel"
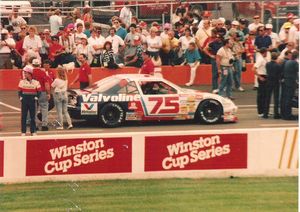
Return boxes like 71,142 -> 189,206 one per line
99,103 -> 125,128
196,99 -> 223,124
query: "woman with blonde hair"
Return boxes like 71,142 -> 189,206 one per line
51,66 -> 73,130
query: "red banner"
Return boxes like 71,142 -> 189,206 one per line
26,137 -> 132,176
145,134 -> 247,171
0,141 -> 3,177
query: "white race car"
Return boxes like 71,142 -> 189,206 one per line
68,74 -> 238,127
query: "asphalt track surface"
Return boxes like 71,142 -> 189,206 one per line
0,85 -> 298,137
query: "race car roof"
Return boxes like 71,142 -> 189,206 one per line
112,74 -> 164,81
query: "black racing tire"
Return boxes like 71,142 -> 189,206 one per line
195,99 -> 223,124
99,103 -> 125,128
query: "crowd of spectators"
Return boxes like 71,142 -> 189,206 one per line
0,4 -> 299,134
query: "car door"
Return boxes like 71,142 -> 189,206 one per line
137,80 -> 180,119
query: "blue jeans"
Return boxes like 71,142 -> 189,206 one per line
219,66 -> 233,98
38,92 -> 49,127
54,92 -> 72,127
210,58 -> 218,90
233,58 -> 242,89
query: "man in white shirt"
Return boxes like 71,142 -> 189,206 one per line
88,28 -> 105,66
253,47 -> 268,117
105,28 -> 125,54
0,29 -> 16,68
195,19 -> 212,48
105,27 -> 125,63
265,24 -> 280,51
74,23 -> 87,45
8,9 -> 27,36
119,2 -> 132,28
49,9 -> 63,36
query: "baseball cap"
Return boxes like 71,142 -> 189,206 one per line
283,22 -> 292,29
23,65 -> 33,74
32,59 -> 41,66
231,20 -> 239,26
287,13 -> 294,19
43,29 -> 50,33
202,11 -> 211,17
218,17 -> 226,24
67,23 -> 75,29
265,24 -> 273,29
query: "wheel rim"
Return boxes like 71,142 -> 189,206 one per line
202,102 -> 222,122
104,108 -> 120,124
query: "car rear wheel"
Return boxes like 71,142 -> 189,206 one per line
99,103 -> 125,128
196,99 -> 223,124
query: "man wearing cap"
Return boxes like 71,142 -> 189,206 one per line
254,26 -> 272,53
32,59 -> 51,131
18,66 -> 41,136
49,9 -> 62,36
229,20 -> 244,42
253,48 -> 268,117
0,29 -> 16,68
279,22 -> 293,44
215,19 -> 227,38
265,24 -> 280,51
239,18 -> 249,36
124,24 -> 139,47
198,11 -> 212,29
49,36 -> 65,67
195,19 -> 212,49
204,30 -> 223,93
216,39 -> 235,99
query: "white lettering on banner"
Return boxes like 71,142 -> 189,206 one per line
44,139 -> 114,174
162,135 -> 231,170
82,94 -> 141,102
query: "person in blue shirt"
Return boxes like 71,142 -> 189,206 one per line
114,18 -> 127,40
182,42 -> 201,86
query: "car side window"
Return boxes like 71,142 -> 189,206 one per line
117,81 -> 139,94
139,81 -> 177,95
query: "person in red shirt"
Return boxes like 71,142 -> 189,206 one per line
48,36 -> 65,67
71,53 -> 92,89
139,51 -> 154,75
32,59 -> 51,131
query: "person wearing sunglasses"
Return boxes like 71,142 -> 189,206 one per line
248,15 -> 263,32
8,8 -> 27,40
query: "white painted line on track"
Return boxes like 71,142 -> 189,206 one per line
260,123 -> 298,127
0,102 -> 21,112
0,129 -> 104,136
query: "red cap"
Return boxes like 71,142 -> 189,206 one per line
287,13 -> 294,19
202,11 -> 211,17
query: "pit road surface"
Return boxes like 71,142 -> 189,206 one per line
0,85 -> 298,137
